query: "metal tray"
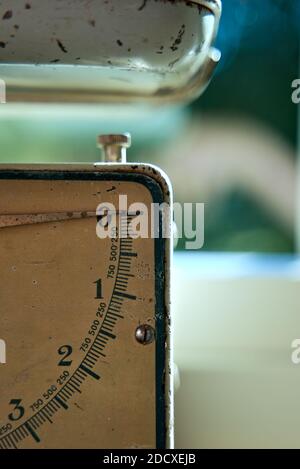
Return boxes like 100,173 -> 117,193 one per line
0,0 -> 221,104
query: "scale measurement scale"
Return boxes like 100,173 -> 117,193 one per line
0,138 -> 173,449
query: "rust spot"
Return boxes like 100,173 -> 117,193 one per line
2,10 -> 13,20
56,39 -> 68,53
138,0 -> 148,10
0,42 -> 7,48
14,24 -> 19,30
139,0 -> 201,11
116,39 -> 123,47
157,45 -> 165,55
171,24 -> 185,51
25,3 -> 31,9
88,19 -> 96,27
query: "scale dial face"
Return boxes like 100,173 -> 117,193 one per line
0,166 -> 171,449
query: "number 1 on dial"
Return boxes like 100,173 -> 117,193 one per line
94,279 -> 103,299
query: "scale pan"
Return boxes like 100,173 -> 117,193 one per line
0,0 -> 221,104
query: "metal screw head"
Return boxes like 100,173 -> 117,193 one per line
97,133 -> 131,163
135,324 -> 155,345
97,133 -> 131,148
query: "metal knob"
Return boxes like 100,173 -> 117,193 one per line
97,133 -> 131,163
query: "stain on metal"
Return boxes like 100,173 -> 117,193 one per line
56,38 -> 68,53
138,0 -> 206,12
138,0 -> 148,10
2,10 -> 13,20
170,24 -> 185,51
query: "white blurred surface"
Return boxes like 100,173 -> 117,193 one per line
173,253 -> 300,448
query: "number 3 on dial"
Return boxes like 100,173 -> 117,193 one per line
8,399 -> 25,422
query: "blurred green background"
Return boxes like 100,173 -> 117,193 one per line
0,0 -> 298,253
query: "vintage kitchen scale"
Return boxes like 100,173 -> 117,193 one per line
0,0 -> 221,449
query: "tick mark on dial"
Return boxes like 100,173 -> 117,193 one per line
114,291 -> 137,301
54,395 -> 68,410
79,364 -> 100,381
24,422 -> 40,443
